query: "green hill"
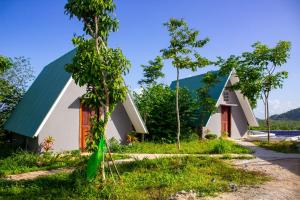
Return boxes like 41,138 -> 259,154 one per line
270,107 -> 300,121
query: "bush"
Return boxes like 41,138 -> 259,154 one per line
211,138 -> 232,154
205,133 -> 217,140
109,137 -> 123,152
133,84 -> 197,143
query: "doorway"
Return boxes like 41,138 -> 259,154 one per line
79,103 -> 91,150
221,105 -> 231,137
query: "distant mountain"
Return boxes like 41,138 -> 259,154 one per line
270,107 -> 300,121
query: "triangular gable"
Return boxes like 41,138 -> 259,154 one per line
170,71 -> 229,126
170,70 -> 258,127
226,71 -> 258,126
4,50 -> 76,137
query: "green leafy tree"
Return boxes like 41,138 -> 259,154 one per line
218,41 -> 291,142
0,56 -> 34,140
65,0 -> 130,181
137,56 -> 164,141
134,84 -> 196,143
161,18 -> 211,149
138,56 -> 164,87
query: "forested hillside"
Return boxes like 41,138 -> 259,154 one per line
270,107 -> 300,121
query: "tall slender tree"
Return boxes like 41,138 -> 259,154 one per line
218,41 -> 291,142
65,0 -> 131,181
161,18 -> 211,150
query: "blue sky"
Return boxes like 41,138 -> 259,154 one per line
1,0 -> 299,118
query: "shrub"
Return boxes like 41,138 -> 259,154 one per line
205,133 -> 217,140
133,84 -> 197,143
211,138 -> 232,154
109,137 -> 123,152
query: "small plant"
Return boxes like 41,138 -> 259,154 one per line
211,138 -> 231,154
221,131 -> 229,138
41,136 -> 55,152
205,133 -> 218,140
127,132 -> 138,144
109,137 -> 123,152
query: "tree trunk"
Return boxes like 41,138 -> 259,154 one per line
176,67 -> 181,150
142,115 -> 147,142
266,97 -> 271,143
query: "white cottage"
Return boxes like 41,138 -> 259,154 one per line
4,50 -> 147,152
170,70 -> 258,139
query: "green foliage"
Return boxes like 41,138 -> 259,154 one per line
210,138 -> 232,154
64,0 -> 118,40
138,56 -> 164,86
0,157 -> 268,199
161,18 -> 211,71
108,137 -> 122,152
0,55 -> 13,74
0,57 -> 34,141
205,133 -> 217,140
134,84 -> 197,142
253,141 -> 300,154
113,139 -> 252,154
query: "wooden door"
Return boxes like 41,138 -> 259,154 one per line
221,105 -> 231,137
80,103 -> 91,150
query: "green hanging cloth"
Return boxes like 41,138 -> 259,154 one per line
86,136 -> 106,181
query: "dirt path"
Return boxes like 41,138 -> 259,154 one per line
203,140 -> 300,200
5,168 -> 75,181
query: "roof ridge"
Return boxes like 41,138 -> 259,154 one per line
170,70 -> 220,83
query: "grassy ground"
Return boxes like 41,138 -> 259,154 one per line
0,156 -> 268,200
253,141 -> 300,153
0,150 -> 86,177
0,148 -> 130,177
113,139 -> 252,154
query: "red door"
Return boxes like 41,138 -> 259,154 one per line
221,106 -> 231,137
80,104 -> 91,150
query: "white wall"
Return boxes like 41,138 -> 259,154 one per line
205,78 -> 249,139
38,79 -> 133,152
38,79 -> 85,152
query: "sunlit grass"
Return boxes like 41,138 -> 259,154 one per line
114,139 -> 252,154
253,141 -> 300,153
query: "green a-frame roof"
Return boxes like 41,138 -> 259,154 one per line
4,50 -> 76,137
170,71 -> 230,126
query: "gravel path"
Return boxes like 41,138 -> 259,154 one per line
203,140 -> 300,200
